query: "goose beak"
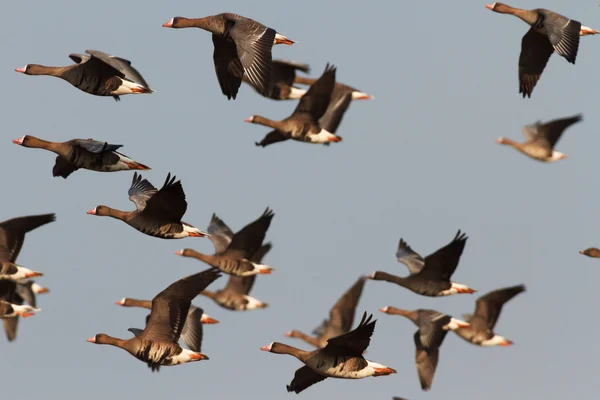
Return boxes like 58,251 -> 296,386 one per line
15,67 -> 25,73
86,208 -> 97,215
86,337 -> 97,343
485,4 -> 495,11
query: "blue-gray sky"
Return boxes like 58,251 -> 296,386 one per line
1,1 -> 598,399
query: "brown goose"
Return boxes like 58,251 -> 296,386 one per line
580,248 -> 600,258
184,213 -> 271,310
13,135 -> 150,179
176,208 -> 274,276
295,76 -> 373,145
285,276 -> 366,348
496,114 -> 581,162
452,285 -> 525,346
368,231 -> 475,297
0,213 -> 55,341
485,3 -> 597,97
379,307 -> 470,391
117,299 -> 216,353
117,298 -> 218,324
0,262 -> 42,281
15,50 -> 153,101
245,64 -> 343,147
87,172 -> 207,239
162,13 -> 294,100
261,313 -> 396,394
243,59 -> 310,100
87,268 -> 221,371
0,300 -> 39,319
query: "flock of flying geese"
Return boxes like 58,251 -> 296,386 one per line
2,3 -> 600,397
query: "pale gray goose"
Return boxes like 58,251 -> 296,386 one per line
0,299 -> 39,319
496,114 -> 581,162
118,299 -> 217,353
0,261 -> 42,281
13,135 -> 150,179
245,64 -> 343,147
190,213 -> 271,310
87,172 -> 208,239
485,3 -> 597,97
243,59 -> 310,100
261,313 -> 396,394
15,50 -> 153,101
0,213 -> 55,341
176,208 -> 274,276
452,284 -> 525,346
285,276 -> 366,348
87,268 -> 221,371
368,231 -> 476,297
162,14 -> 294,100
294,76 -> 373,145
580,248 -> 600,258
379,307 -> 470,391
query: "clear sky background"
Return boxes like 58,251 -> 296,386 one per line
1,1 -> 598,399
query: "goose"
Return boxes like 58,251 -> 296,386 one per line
485,3 -> 597,97
117,299 -> 217,353
368,230 -> 475,297
176,208 -> 274,276
117,298 -> 218,324
183,213 -> 271,310
13,135 -> 150,178
379,307 -> 470,390
87,172 -> 207,239
580,248 -> 600,258
285,276 -> 366,348
496,114 -> 581,162
294,76 -> 373,145
87,268 -> 221,371
242,59 -> 310,100
0,213 -> 55,341
15,49 -> 153,100
162,13 -> 294,100
452,285 -> 525,346
246,64 -> 343,147
261,312 -> 396,394
0,262 -> 42,281
0,300 -> 39,319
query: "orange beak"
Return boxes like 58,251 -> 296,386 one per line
499,340 -> 513,347
130,87 -> 153,94
373,367 -> 397,376
327,136 -> 342,143
20,312 -> 35,318
36,287 -> 49,294
188,232 -> 206,237
259,268 -> 273,275
457,287 -> 476,294
189,353 -> 209,360
123,161 -> 150,170
200,316 -> 219,324
274,38 -> 294,45
25,271 -> 43,278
